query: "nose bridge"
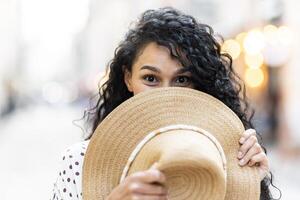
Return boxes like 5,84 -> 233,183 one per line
161,81 -> 171,87
161,77 -> 173,87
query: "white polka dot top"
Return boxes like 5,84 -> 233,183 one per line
51,140 -> 89,200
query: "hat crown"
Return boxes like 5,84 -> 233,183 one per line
127,128 -> 227,200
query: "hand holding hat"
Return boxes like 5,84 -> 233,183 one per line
238,129 -> 270,181
106,163 -> 168,200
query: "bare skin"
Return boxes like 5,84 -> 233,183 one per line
107,164 -> 168,200
107,42 -> 269,200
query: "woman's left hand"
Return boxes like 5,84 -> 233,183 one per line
237,129 -> 270,181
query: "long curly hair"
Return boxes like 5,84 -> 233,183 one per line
83,7 -> 280,200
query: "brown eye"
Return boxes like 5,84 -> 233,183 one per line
143,75 -> 157,83
175,76 -> 190,84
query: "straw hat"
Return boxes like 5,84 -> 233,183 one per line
82,87 -> 260,200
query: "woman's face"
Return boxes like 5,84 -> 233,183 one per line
124,42 -> 193,95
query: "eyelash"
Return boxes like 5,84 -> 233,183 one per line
142,75 -> 191,85
175,76 -> 190,84
142,75 -> 158,83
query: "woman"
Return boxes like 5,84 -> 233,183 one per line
51,7 -> 278,200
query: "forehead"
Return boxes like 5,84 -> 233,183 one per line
133,42 -> 182,70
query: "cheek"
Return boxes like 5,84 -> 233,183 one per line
131,82 -> 152,95
130,77 -> 153,95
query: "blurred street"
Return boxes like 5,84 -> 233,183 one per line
0,106 -> 83,199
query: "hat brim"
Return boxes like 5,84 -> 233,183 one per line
83,87 -> 260,200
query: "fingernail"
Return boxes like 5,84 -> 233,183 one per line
239,159 -> 244,165
150,162 -> 159,169
238,151 -> 243,158
239,137 -> 245,144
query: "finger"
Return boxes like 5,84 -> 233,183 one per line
131,194 -> 168,200
129,169 -> 166,184
238,135 -> 258,159
128,182 -> 168,195
150,162 -> 159,170
239,129 -> 256,144
239,143 -> 262,166
248,152 -> 268,167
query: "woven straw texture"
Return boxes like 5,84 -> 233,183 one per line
83,87 -> 260,200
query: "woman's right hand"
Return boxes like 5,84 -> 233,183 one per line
106,166 -> 168,200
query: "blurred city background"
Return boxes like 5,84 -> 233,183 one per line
0,0 -> 299,199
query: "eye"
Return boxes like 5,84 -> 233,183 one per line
142,75 -> 158,83
175,76 -> 190,85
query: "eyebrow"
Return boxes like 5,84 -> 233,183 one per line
140,65 -> 191,75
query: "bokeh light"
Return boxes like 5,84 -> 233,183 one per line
277,26 -> 293,46
235,32 -> 247,46
263,24 -> 278,45
222,39 -> 241,59
262,25 -> 293,66
243,29 -> 265,55
245,68 -> 265,88
244,53 -> 264,69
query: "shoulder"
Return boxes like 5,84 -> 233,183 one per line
61,140 -> 90,159
59,140 -> 90,172
57,140 -> 90,183
52,140 -> 90,199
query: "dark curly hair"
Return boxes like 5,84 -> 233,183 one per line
83,7 -> 281,200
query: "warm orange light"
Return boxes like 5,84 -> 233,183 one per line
235,32 -> 247,46
222,39 -> 241,59
244,53 -> 264,69
245,68 -> 265,88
